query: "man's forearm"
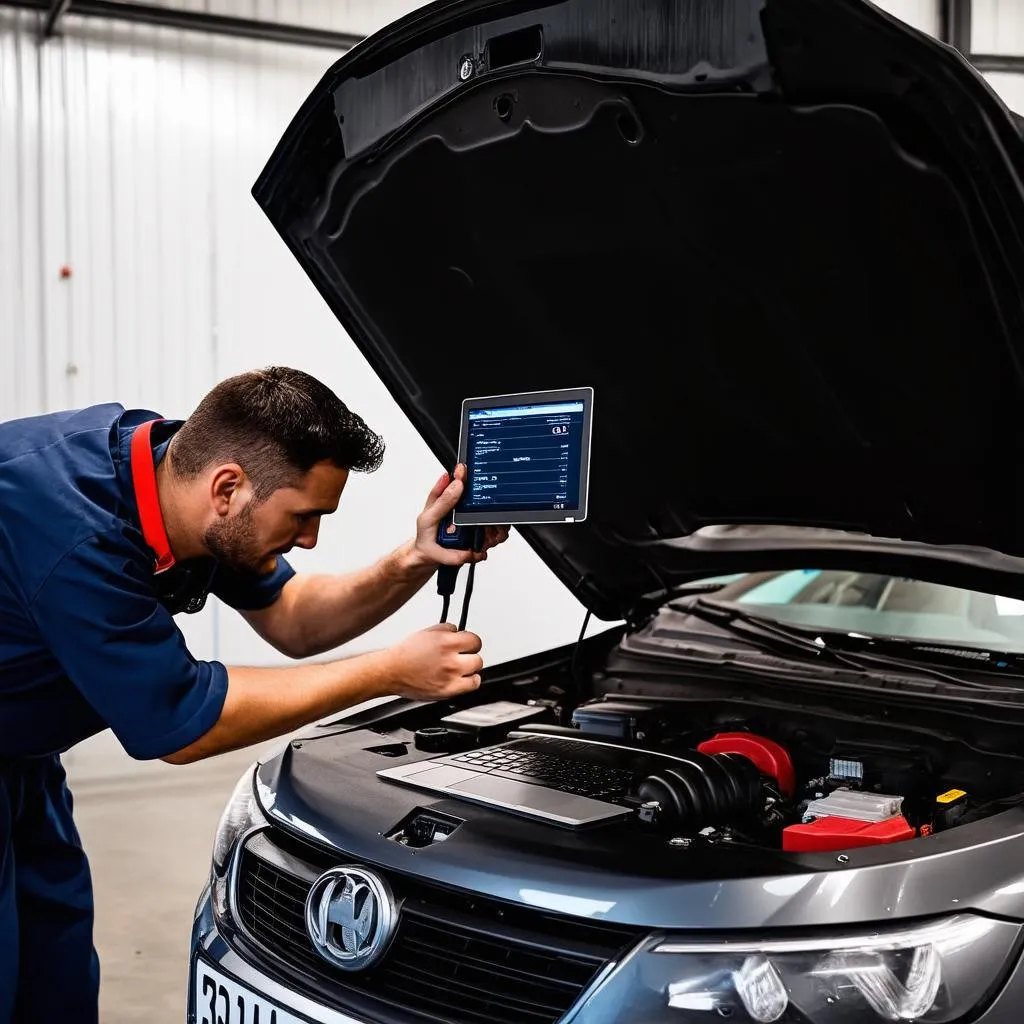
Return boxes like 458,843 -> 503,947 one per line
269,542 -> 436,658
164,619 -> 486,765
162,651 -> 394,764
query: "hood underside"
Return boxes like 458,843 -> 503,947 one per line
254,0 -> 1024,621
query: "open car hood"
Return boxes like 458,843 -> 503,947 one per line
254,0 -> 1024,622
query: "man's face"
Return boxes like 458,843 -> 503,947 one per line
205,460 -> 349,575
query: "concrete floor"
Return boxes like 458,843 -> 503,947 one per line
68,733 -> 288,1024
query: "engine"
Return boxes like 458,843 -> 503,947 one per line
564,698 -> 982,852
395,692 -> 1011,853
630,729 -> 982,851
626,729 -> 929,852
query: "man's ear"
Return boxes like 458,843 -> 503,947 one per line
209,463 -> 247,516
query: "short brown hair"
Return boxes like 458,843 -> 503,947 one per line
170,367 -> 384,498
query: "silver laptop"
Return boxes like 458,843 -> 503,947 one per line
377,734 -> 640,828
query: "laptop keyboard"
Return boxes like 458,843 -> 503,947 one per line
450,745 -> 635,801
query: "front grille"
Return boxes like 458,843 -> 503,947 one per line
234,828 -> 641,1024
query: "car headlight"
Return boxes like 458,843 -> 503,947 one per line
212,762 -> 266,876
209,763 -> 267,925
583,915 -> 1021,1023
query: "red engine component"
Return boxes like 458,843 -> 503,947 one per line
697,732 -> 796,797
783,815 -> 915,853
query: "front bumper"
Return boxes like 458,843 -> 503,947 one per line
190,873 -> 1024,1024
189,885 -> 374,1024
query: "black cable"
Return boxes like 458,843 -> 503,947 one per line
437,527 -> 484,628
458,560 -> 477,631
570,608 -> 592,697
436,561 -> 460,624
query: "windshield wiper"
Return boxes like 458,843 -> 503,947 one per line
682,598 -> 1024,693
632,580 -> 736,622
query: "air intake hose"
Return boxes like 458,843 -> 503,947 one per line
635,751 -> 762,828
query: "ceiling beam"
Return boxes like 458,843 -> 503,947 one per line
970,53 -> 1024,74
3,0 -> 362,50
938,0 -> 973,54
41,0 -> 71,39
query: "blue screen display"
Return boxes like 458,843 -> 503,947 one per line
461,400 -> 585,514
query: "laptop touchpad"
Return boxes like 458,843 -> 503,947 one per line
399,765 -> 481,787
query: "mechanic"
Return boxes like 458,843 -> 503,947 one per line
0,366 -> 508,1023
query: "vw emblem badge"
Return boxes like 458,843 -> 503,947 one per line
304,865 -> 398,971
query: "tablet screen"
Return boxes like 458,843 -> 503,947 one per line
452,387 -> 593,526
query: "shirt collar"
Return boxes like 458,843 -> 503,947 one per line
113,411 -> 185,565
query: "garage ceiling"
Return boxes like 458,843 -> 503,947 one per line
1,0 -> 370,48
2,1 -> 1023,77
1,0 -> 1022,73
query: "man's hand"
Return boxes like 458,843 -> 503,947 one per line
384,623 -> 484,700
413,464 -> 511,567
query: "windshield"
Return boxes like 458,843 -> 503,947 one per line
706,570 -> 1024,654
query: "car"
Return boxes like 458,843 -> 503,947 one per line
188,0 -> 1024,1022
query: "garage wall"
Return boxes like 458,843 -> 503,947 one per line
974,0 -> 1024,55
874,0 -> 939,35
973,1 -> 1024,114
0,4 -> 597,681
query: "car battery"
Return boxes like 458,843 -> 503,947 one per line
784,788 -> 914,853
570,700 -> 663,741
783,814 -> 915,852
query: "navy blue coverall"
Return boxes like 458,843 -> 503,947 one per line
0,404 -> 294,1022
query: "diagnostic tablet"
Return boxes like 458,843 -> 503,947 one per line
452,387 -> 593,526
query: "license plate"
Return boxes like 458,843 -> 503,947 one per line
192,960 -> 310,1024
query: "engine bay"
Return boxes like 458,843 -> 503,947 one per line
377,680 -> 1024,856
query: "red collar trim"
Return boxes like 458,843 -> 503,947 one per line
130,419 -> 176,574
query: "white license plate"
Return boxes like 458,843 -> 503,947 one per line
192,961 -> 310,1024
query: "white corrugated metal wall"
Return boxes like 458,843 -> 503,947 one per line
975,0 -> 1024,52
3,0 -> 1024,677
0,2 -> 597,687
876,0 -> 939,34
